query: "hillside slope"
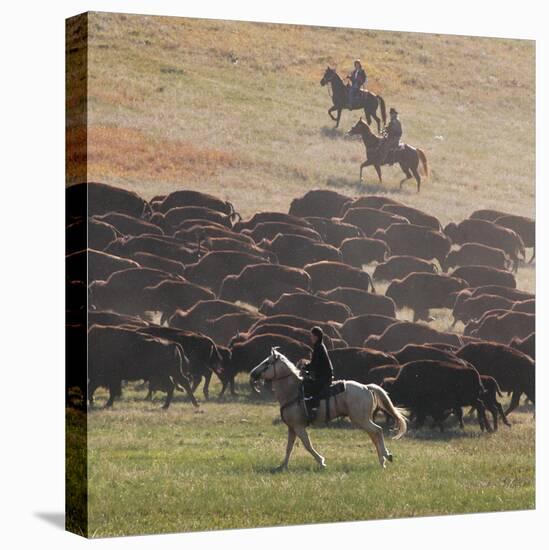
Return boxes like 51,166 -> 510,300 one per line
70,12 -> 535,221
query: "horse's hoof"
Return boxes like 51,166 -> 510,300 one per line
271,465 -> 287,474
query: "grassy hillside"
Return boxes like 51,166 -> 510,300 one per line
72,12 -> 535,222
87,381 -> 535,537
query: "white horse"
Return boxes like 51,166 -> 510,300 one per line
250,348 -> 407,470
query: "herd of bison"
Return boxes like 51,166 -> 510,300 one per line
66,182 -> 535,433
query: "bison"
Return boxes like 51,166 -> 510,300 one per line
259,292 -> 351,323
340,207 -> 409,237
340,237 -> 390,267
317,287 -> 396,317
154,189 -> 235,215
373,255 -> 437,282
451,265 -> 516,289
386,272 -> 468,321
381,204 -> 441,230
328,347 -> 398,384
304,261 -> 375,293
340,314 -> 397,346
443,243 -> 510,272
88,325 -> 197,408
289,189 -> 351,218
95,212 -> 163,237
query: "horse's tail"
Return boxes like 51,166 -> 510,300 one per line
368,384 -> 407,440
378,95 -> 387,125
417,148 -> 429,177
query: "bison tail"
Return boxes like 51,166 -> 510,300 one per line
368,384 -> 407,439
417,148 -> 429,177
368,273 -> 376,293
493,379 -> 505,398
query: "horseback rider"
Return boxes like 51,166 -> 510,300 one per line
347,59 -> 367,107
302,327 -> 334,421
377,107 -> 403,165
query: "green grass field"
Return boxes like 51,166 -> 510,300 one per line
86,380 -> 534,538
67,12 -> 536,537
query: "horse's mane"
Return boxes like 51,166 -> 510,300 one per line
275,351 -> 303,380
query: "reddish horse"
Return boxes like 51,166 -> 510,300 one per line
347,118 -> 429,192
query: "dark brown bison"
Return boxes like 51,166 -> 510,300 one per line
130,252 -> 186,277
67,249 -> 140,283
470,209 -> 509,222
340,237 -> 390,267
444,219 -> 525,270
142,280 -> 215,324
234,212 -> 312,232
373,223 -> 451,265
95,212 -> 163,237
68,182 -> 151,221
386,272 -> 468,321
159,206 -> 236,230
365,365 -> 402,386
243,222 -> 322,243
260,233 -> 341,268
138,325 -> 224,400
452,293 -> 515,326
317,287 -> 396,317
304,261 -> 375,293
175,224 -> 256,245
202,312 -> 263,346
259,292 -> 351,323
88,325 -> 197,409
451,265 -> 516,289
227,333 -> 311,392
392,343 -> 467,366
494,214 -> 535,262
510,332 -> 535,360
231,323 -> 329,349
470,311 -> 535,344
289,189 -> 351,218
66,218 -> 118,254
305,218 -> 363,247
248,314 -> 343,340
154,190 -> 235,215
168,300 -> 249,333
365,321 -> 462,352
340,195 -> 404,214
87,310 -> 149,329
107,235 -> 198,265
88,267 -> 174,315
328,347 -> 398,384
381,204 -> 442,230
382,360 -> 490,431
219,264 -> 311,306
373,255 -> 437,282
512,299 -> 535,314
463,309 -> 511,336
456,342 -> 535,414
202,237 -> 275,261
340,314 -> 397,346
443,243 -> 510,272
185,250 -> 267,292
456,285 -> 534,306
340,207 -> 409,237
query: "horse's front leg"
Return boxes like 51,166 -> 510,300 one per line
374,164 -> 383,184
359,159 -> 372,182
274,426 -> 296,472
294,426 -> 326,468
328,106 -> 338,122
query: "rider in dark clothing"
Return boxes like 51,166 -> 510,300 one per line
302,327 -> 334,421
377,107 -> 403,164
347,59 -> 367,107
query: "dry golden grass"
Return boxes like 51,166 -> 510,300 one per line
69,12 -> 534,222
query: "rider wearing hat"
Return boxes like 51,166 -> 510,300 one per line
302,327 -> 334,421
347,59 -> 367,107
378,107 -> 403,165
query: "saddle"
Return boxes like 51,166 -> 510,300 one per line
318,381 -> 346,399
385,142 -> 405,165
300,380 -> 346,424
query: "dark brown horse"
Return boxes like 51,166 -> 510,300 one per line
320,67 -> 386,131
347,118 -> 429,192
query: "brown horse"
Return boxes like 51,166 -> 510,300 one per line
320,67 -> 386,131
347,118 -> 429,192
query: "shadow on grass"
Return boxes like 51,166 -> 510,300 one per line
326,176 -> 414,196
320,126 -> 347,140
